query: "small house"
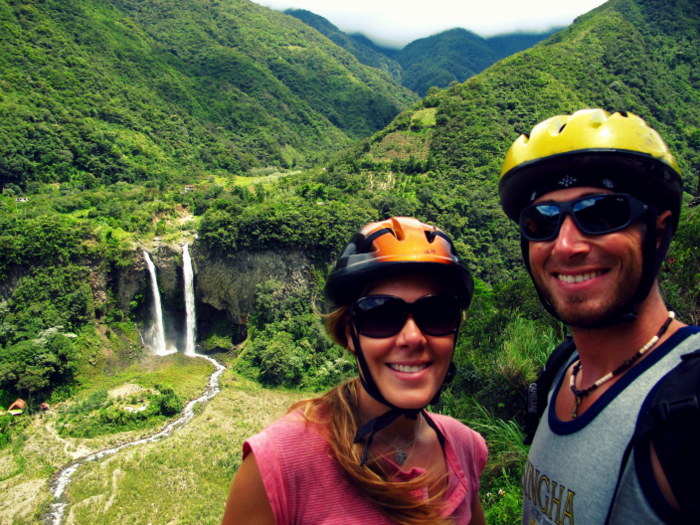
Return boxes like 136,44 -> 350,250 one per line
7,398 -> 26,415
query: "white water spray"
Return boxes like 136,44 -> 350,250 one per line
143,251 -> 174,355
182,243 -> 197,356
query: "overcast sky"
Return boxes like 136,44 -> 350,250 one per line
253,0 -> 608,47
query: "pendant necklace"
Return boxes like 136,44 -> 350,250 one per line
375,415 -> 422,466
569,311 -> 675,418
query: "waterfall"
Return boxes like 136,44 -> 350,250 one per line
143,251 -> 174,355
182,243 -> 197,356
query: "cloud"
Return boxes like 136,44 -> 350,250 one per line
254,0 -> 607,46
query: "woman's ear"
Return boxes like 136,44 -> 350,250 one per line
345,323 -> 356,354
656,210 -> 673,248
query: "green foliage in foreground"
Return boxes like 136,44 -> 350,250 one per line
236,279 -> 355,390
0,414 -> 16,452
662,204 -> 700,325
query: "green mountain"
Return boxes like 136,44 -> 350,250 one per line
285,9 -> 557,96
486,30 -> 562,59
0,0 -> 417,189
284,9 -> 403,82
331,0 -> 700,279
396,28 -> 499,95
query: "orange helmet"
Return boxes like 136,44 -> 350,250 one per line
325,217 -> 473,308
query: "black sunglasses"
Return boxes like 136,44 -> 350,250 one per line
519,193 -> 649,242
351,294 -> 462,338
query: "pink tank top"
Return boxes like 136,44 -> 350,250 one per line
243,410 -> 487,524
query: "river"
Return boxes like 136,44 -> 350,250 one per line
45,354 -> 226,525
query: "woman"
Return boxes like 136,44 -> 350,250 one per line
221,217 -> 487,525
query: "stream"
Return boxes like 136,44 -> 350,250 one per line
45,354 -> 226,525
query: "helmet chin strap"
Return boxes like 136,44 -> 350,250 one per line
521,212 -> 671,329
349,325 -> 453,465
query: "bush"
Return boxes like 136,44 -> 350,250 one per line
56,385 -> 183,438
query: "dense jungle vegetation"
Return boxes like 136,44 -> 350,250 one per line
0,0 -> 699,522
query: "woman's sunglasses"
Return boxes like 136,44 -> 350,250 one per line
351,294 -> 462,338
519,193 -> 649,242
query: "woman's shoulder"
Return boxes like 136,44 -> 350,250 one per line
428,412 -> 482,438
243,409 -> 328,463
427,413 -> 488,480
428,413 -> 487,458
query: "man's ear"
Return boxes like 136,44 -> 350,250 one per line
656,210 -> 673,248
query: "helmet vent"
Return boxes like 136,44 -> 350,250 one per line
425,228 -> 438,243
558,124 -> 567,134
389,217 -> 405,240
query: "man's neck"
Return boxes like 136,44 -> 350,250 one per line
569,291 -> 679,381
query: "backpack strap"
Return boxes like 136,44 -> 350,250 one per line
523,335 -> 576,445
635,348 -> 700,518
605,348 -> 700,523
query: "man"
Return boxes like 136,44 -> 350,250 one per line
498,109 -> 700,524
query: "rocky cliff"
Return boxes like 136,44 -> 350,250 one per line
127,243 -> 317,351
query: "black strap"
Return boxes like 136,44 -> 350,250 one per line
354,408 -> 419,466
634,349 -> 700,519
353,409 -> 445,467
348,315 -> 454,465
523,335 -> 576,445
604,348 -> 700,524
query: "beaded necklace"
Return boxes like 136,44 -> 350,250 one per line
569,311 -> 675,418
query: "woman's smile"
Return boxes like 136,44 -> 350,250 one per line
349,273 -> 456,415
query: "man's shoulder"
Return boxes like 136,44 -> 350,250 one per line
673,324 -> 700,343
631,337 -> 700,520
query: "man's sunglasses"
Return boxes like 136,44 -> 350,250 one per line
519,193 -> 649,242
351,294 -> 462,338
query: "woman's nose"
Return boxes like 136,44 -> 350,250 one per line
396,315 -> 427,345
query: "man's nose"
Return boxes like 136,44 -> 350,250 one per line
551,215 -> 591,256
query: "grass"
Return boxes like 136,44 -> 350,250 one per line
464,403 -> 529,525
63,370 -> 306,524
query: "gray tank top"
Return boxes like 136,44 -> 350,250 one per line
522,327 -> 700,525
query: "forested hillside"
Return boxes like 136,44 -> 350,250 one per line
0,0 -> 416,188
319,0 -> 700,281
394,27 -> 560,96
286,8 -> 558,96
285,9 -> 404,83
0,0 -> 699,522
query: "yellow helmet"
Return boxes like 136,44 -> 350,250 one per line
499,109 -> 683,230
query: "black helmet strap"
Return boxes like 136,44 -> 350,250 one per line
349,322 -> 454,465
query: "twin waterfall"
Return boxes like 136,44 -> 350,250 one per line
49,243 -> 221,525
143,244 -> 197,355
182,244 -> 197,356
